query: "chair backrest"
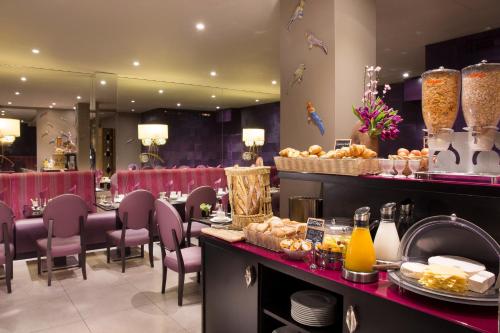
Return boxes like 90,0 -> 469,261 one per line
43,194 -> 88,238
0,201 -> 14,243
155,199 -> 183,251
118,190 -> 155,230
185,186 -> 217,220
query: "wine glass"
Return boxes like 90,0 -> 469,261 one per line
393,160 -> 407,178
379,159 -> 394,177
407,160 -> 421,178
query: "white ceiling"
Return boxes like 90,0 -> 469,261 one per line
377,0 -> 500,83
0,0 -> 499,121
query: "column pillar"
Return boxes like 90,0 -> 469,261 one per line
76,102 -> 91,170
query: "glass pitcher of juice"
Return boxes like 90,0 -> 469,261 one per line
344,207 -> 376,272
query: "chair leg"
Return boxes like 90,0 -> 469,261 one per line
178,272 -> 185,306
9,260 -> 13,280
161,265 -> 167,294
140,245 -> 144,258
197,271 -> 201,284
37,251 -> 42,275
121,244 -> 126,273
5,262 -> 11,293
148,241 -> 154,268
106,246 -> 111,264
81,252 -> 87,280
47,256 -> 53,287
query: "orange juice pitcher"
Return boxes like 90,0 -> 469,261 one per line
344,207 -> 376,272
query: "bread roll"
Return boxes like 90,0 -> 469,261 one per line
279,148 -> 290,157
308,154 -> 318,159
322,150 -> 336,159
272,228 -> 285,237
397,148 -> 410,156
247,223 -> 259,231
299,150 -> 309,157
288,150 -> 300,158
350,144 -> 366,157
361,149 -> 377,159
256,223 -> 269,233
410,150 -> 422,157
421,148 -> 429,156
318,150 -> 326,157
340,147 -> 351,158
308,145 -> 323,155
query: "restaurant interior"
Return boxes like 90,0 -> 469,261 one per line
0,1 -> 499,332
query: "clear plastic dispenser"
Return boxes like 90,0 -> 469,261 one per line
343,207 -> 378,283
373,202 -> 400,262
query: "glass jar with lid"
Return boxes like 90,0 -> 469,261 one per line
461,61 -> 500,150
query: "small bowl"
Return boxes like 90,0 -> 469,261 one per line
282,248 -> 311,261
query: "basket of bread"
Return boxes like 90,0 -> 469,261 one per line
274,144 -> 380,176
280,238 -> 312,260
243,216 -> 307,252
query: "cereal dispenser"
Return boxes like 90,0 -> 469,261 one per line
461,61 -> 500,153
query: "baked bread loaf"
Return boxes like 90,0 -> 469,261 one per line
308,145 -> 323,155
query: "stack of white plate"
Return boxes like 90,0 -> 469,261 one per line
290,290 -> 336,327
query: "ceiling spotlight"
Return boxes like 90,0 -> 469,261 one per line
176,103 -> 181,107
7,102 -> 12,105
73,106 -> 76,110
216,106 -> 220,110
158,89 -> 164,94
402,72 -> 410,78
49,105 -> 53,109
20,77 -> 27,82
271,80 -> 277,85
210,71 -> 217,77
31,48 -> 40,54
196,22 -> 205,31
131,108 -> 135,112
14,91 -> 20,95
100,80 -> 107,85
51,102 -> 56,106
132,60 -> 140,67
76,95 -> 81,100
211,95 -> 216,98
255,99 -> 260,102
131,100 -> 135,103
21,120 -> 24,123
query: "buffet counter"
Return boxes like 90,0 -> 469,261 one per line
201,235 -> 497,333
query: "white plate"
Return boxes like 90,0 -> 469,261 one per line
210,216 -> 231,223
291,290 -> 336,309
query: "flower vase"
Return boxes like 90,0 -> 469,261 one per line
350,121 -> 380,154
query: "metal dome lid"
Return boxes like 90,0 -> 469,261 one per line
421,66 -> 460,79
398,214 -> 500,274
462,60 -> 500,74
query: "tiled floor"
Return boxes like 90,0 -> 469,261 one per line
0,244 -> 202,333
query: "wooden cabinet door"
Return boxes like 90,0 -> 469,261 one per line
203,241 -> 258,333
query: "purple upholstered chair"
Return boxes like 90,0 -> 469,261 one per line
36,194 -> 88,286
106,190 -> 155,273
155,199 -> 201,306
184,186 -> 216,246
0,201 -> 14,293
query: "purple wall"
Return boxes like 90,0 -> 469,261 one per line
141,102 -> 280,168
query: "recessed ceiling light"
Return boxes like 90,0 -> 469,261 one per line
158,89 -> 164,94
211,95 -> 216,98
14,91 -> 20,95
7,102 -> 12,105
196,22 -> 205,31
21,120 -> 24,123
76,95 -> 81,100
51,102 -> 56,106
31,48 -> 40,54
402,72 -> 410,78
176,103 -> 181,107
131,108 -> 135,112
49,105 -> 53,109
73,106 -> 76,110
131,100 -> 135,103
210,71 -> 217,77
255,99 -> 260,102
132,60 -> 140,67
216,106 -> 220,110
100,80 -> 107,85
271,80 -> 277,85
20,76 -> 27,82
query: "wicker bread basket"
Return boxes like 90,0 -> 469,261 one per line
274,156 -> 380,176
225,166 -> 273,229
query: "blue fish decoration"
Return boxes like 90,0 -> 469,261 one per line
307,101 -> 325,135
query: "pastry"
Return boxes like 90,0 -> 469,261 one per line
299,150 -> 309,158
340,147 -> 351,157
288,150 -> 300,158
272,228 -> 285,237
318,151 -> 326,157
321,150 -> 336,159
361,149 -> 377,159
308,154 -> 318,159
308,145 -> 323,155
410,150 -> 422,157
397,148 -> 410,157
256,222 -> 269,233
279,148 -> 290,157
349,144 -> 366,157
421,148 -> 429,156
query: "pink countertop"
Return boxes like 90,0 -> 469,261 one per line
231,241 -> 498,333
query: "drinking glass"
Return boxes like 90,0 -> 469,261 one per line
379,159 -> 394,177
407,160 -> 421,178
393,160 -> 407,178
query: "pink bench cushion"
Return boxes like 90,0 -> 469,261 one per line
164,246 -> 201,273
116,168 -> 227,197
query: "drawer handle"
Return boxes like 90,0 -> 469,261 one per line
346,305 -> 358,333
244,265 -> 256,287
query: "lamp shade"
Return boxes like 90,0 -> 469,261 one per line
138,124 -> 168,146
0,118 -> 20,138
242,128 -> 265,147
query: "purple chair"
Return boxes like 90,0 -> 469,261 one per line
36,194 -> 88,286
155,199 -> 201,306
106,190 -> 155,273
0,201 -> 14,293
127,163 -> 138,171
184,186 -> 216,246
195,165 -> 206,168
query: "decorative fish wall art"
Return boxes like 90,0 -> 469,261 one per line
287,0 -> 305,31
306,101 -> 325,135
305,32 -> 328,55
287,63 -> 306,94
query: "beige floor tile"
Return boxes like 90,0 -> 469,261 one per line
83,303 -> 188,333
0,294 -> 82,333
67,282 -> 153,319
30,320 -> 90,333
